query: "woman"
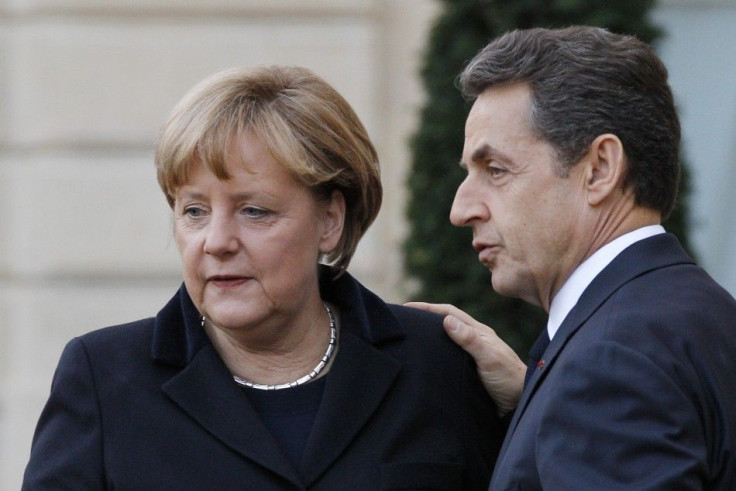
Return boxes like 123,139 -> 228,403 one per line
23,66 -> 503,490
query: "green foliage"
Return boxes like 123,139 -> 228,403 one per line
404,0 -> 693,355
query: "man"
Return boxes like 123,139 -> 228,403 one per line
410,26 -> 736,489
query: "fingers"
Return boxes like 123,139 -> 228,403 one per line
406,302 -> 499,355
403,301 -> 455,316
404,302 -> 485,328
405,301 -> 524,417
444,314 -> 525,417
443,315 -> 501,366
443,315 -> 481,353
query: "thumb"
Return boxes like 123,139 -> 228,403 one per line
443,315 -> 481,357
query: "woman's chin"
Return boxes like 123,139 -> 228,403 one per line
203,306 -> 262,332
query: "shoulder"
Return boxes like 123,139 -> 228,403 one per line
387,303 -> 445,329
74,317 -> 155,351
616,260 -> 734,311
601,262 -> 736,344
592,233 -> 735,333
386,303 -> 450,342
383,303 -> 474,367
570,253 -> 736,347
560,262 -> 736,400
58,318 -> 157,375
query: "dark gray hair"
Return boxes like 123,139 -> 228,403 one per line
460,26 -> 680,217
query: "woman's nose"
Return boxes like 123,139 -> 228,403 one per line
203,214 -> 239,256
450,176 -> 489,227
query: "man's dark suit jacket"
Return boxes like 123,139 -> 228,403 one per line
490,233 -> 736,490
23,270 -> 502,490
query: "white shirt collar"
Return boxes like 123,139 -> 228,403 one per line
547,225 -> 665,339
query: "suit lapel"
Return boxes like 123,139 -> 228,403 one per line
162,344 -> 302,486
152,272 -> 407,487
501,234 -> 694,448
153,286 -> 301,485
300,330 -> 401,484
298,270 -> 405,484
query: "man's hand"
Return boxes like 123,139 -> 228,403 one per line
405,302 -> 525,418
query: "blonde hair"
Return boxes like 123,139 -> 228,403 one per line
155,66 -> 382,274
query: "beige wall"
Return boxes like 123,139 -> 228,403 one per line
0,1 -> 438,486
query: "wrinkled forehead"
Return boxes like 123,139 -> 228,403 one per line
463,86 -> 534,146
466,84 -> 533,129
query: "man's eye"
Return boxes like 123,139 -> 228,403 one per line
488,166 -> 506,177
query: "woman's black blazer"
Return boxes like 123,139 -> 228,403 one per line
23,269 -> 503,490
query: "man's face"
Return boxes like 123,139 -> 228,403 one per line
452,83 -> 588,310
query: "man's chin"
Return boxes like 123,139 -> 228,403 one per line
490,273 -> 519,299
490,274 -> 509,296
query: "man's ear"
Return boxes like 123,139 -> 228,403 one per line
585,133 -> 627,206
319,190 -> 346,254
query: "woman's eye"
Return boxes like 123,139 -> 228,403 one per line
184,206 -> 205,218
243,206 -> 267,218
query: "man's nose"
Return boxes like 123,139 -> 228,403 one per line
450,175 -> 489,227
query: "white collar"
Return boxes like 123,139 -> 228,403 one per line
547,225 -> 665,339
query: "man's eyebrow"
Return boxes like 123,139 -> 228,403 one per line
459,144 -> 490,170
471,143 -> 492,164
461,143 -> 512,169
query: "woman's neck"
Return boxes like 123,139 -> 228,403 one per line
204,302 -> 338,386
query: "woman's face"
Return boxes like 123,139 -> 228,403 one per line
173,132 -> 344,335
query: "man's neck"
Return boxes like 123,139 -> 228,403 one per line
546,223 -> 665,339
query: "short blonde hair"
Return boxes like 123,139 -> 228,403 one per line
155,66 -> 382,274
